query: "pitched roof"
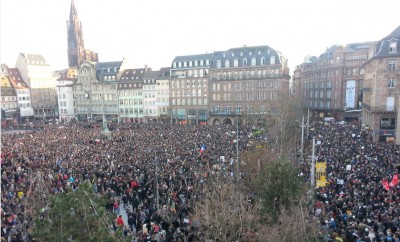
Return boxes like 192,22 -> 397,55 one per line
20,53 -> 49,66
143,70 -> 160,80
172,53 -> 213,66
374,25 -> 400,58
119,68 -> 148,82
1,65 -> 29,89
158,67 -> 170,79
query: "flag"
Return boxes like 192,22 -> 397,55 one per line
389,174 -> 398,188
382,180 -> 390,191
200,144 -> 206,153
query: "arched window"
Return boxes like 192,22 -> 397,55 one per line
225,59 -> 230,68
261,57 -> 266,65
251,57 -> 256,66
216,60 -> 221,68
243,58 -> 247,66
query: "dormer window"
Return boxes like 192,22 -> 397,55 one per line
389,41 -> 397,53
216,60 -> 221,68
225,59 -> 230,68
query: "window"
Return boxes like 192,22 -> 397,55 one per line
261,57 -> 266,65
388,78 -> 396,88
216,60 -> 221,68
251,57 -> 256,66
243,58 -> 247,66
270,56 -> 276,65
225,59 -> 230,68
234,59 -> 239,67
388,61 -> 396,70
389,42 -> 397,53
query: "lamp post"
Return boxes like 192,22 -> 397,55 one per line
236,111 -> 239,183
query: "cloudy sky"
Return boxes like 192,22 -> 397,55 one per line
1,0 -> 399,74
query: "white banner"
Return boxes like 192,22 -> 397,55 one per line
345,80 -> 356,108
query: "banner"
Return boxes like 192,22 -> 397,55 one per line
315,162 -> 327,188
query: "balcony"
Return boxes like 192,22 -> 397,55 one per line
362,103 -> 395,112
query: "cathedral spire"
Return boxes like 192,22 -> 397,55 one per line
67,0 -> 98,67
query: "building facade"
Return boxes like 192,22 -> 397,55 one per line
293,42 -> 373,121
74,61 -> 120,122
170,54 -> 212,124
208,45 -> 290,125
0,69 -> 18,121
1,65 -> 34,120
67,0 -> 98,67
15,53 -> 57,119
56,68 -> 77,121
156,67 -> 171,122
362,26 -> 400,142
118,67 -> 148,123
143,70 -> 160,122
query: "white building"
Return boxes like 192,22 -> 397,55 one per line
156,67 -> 170,122
56,68 -> 77,120
16,53 -> 57,119
143,70 -> 159,122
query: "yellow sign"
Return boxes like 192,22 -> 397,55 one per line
315,162 -> 327,188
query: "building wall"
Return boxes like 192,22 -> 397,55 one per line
294,43 -> 372,120
170,54 -> 212,124
15,53 -> 57,118
208,46 -> 290,125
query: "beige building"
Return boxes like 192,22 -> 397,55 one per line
170,54 -> 212,124
15,53 -> 57,119
208,45 -> 290,125
56,68 -> 78,121
156,67 -> 171,122
0,69 -> 18,120
74,61 -> 120,122
362,25 -> 400,142
293,42 -> 373,120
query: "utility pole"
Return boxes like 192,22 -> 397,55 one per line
311,136 -> 316,188
236,113 -> 239,183
306,108 -> 310,139
155,151 -> 159,210
301,115 -> 305,161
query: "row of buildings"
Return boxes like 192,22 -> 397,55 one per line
293,25 -> 400,142
2,0 -> 399,144
56,44 -> 291,125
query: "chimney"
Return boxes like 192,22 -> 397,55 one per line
144,65 -> 149,73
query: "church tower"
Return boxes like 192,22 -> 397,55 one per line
67,0 -> 98,67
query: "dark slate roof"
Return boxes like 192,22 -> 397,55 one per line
95,61 -> 122,81
375,25 -> 400,58
95,61 -> 122,72
171,53 -> 213,68
158,67 -> 170,79
210,45 -> 282,68
143,70 -> 160,80
119,68 -> 148,82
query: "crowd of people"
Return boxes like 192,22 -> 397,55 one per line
1,120 -> 257,242
307,120 -> 400,241
2,117 -> 400,242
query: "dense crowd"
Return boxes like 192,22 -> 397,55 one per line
1,121 -> 256,242
2,117 -> 400,242
307,120 -> 400,242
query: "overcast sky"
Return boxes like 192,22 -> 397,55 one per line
1,0 -> 399,74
